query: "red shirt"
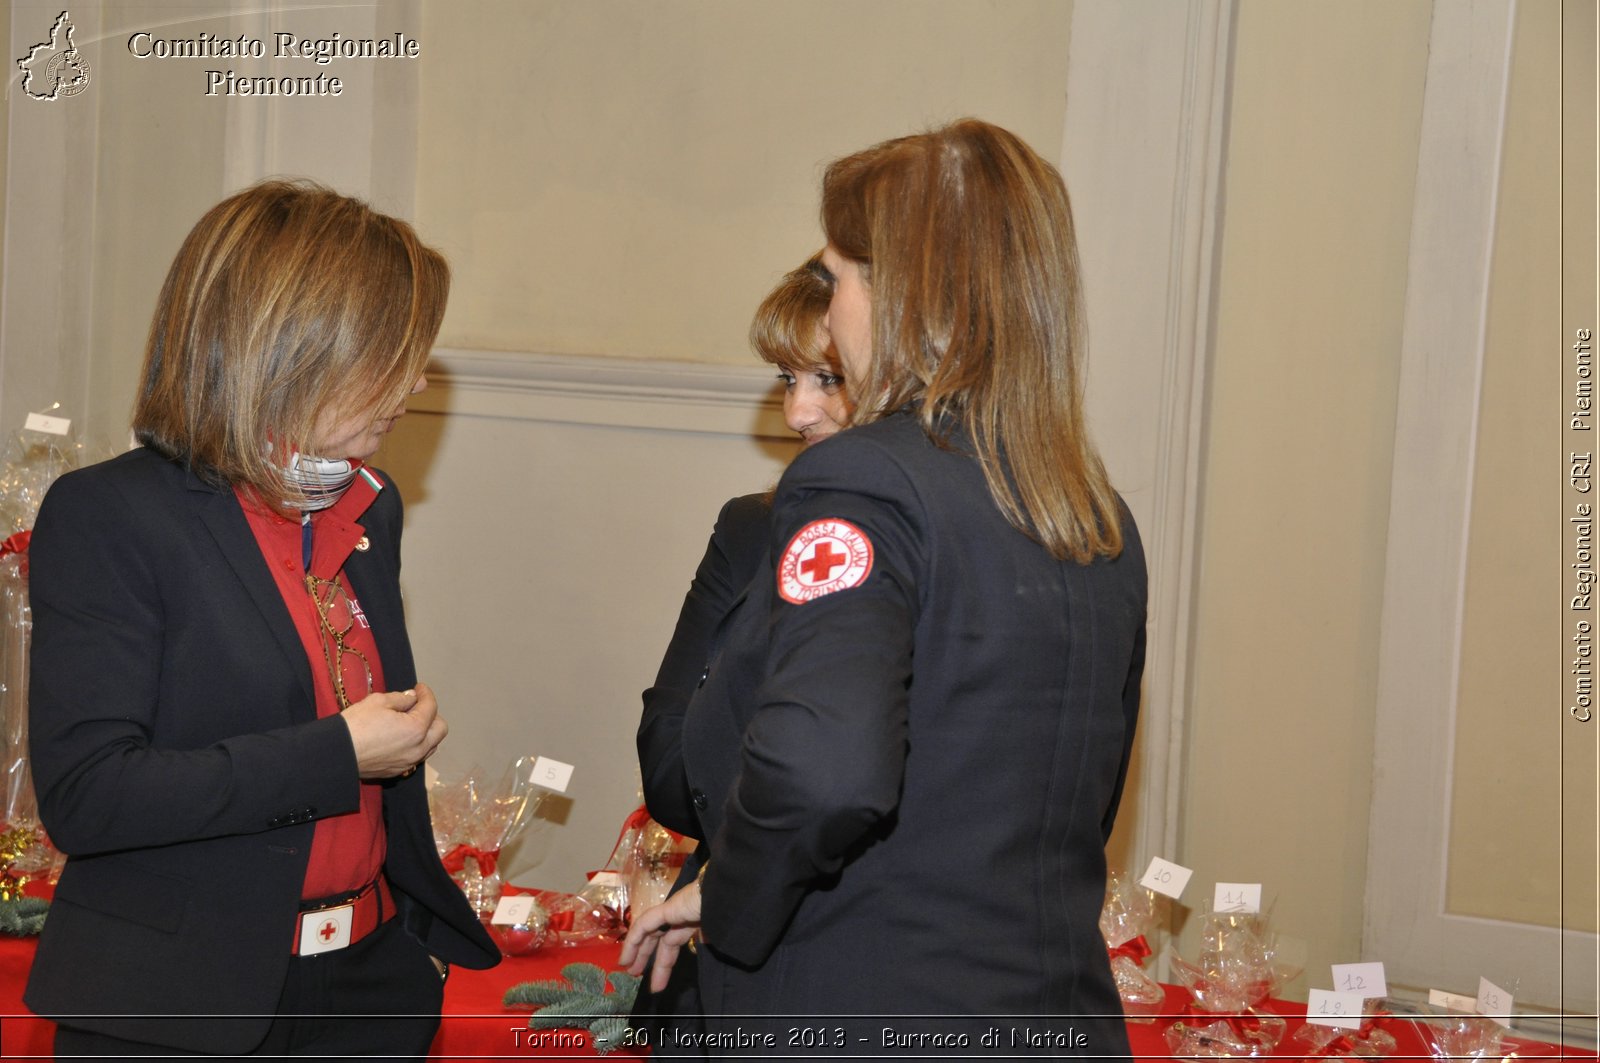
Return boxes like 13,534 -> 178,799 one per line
238,471 -> 388,900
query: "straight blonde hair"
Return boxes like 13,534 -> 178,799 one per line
133,179 -> 447,510
821,119 -> 1121,563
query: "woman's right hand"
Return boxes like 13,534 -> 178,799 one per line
341,681 -> 447,779
619,880 -> 704,993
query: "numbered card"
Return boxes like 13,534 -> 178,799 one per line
1429,989 -> 1477,1013
1331,961 -> 1388,999
530,755 -> 574,793
1139,856 -> 1193,899
1476,977 -> 1513,1028
24,411 -> 70,436
1306,989 -> 1365,1030
1213,881 -> 1262,913
490,894 -> 538,926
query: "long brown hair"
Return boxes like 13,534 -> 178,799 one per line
132,178 -> 447,509
820,118 -> 1121,562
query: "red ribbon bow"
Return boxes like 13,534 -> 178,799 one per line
1319,1012 -> 1390,1057
441,843 -> 500,877
0,531 -> 31,557
1180,1002 -> 1273,1041
1107,934 -> 1153,965
601,804 -> 687,868
0,531 -> 30,578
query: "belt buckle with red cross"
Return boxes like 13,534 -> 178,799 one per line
296,902 -> 354,955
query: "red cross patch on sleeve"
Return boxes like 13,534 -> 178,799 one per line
777,519 -> 875,604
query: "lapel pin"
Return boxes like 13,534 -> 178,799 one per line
355,536 -> 370,552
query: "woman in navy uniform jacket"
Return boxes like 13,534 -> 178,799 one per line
624,120 -> 1147,1056
632,258 -> 850,1051
638,255 -> 849,842
25,180 -> 499,1058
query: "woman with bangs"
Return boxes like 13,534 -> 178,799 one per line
640,253 -> 852,845
25,179 -> 497,1059
632,255 -> 850,1055
624,120 -> 1147,1055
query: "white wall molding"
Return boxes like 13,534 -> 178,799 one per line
415,348 -> 793,440
1365,0 -> 1595,1015
1062,0 -> 1235,880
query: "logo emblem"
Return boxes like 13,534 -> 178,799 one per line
17,11 -> 91,102
777,519 -> 874,604
297,902 -> 353,955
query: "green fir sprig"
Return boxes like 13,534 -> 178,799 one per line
0,895 -> 48,936
504,962 -> 641,1054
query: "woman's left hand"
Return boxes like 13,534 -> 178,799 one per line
619,880 -> 703,993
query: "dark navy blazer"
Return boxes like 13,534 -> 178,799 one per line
681,412 -> 1147,1052
23,447 -> 497,1054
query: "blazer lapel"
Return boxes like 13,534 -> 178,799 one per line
188,477 -> 317,713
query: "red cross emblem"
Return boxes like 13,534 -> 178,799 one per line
778,519 -> 874,604
319,920 -> 340,942
800,542 -> 847,582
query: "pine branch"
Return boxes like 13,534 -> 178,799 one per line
0,896 -> 48,936
502,962 -> 642,1054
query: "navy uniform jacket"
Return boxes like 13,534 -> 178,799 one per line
639,491 -> 772,842
23,447 -> 499,1054
684,411 -> 1146,1051
634,492 -> 770,1055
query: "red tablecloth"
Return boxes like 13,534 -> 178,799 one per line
431,940 -> 646,1061
1124,985 -> 1592,1062
0,880 -> 644,1060
1,899 -> 1592,1060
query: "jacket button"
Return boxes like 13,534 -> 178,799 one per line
691,789 -> 708,811
697,667 -> 709,689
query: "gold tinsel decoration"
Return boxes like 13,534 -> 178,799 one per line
0,825 -> 39,900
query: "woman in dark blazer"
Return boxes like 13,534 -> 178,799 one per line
639,254 -> 848,839
624,120 -> 1147,1056
25,180 -> 498,1058
632,257 -> 849,1051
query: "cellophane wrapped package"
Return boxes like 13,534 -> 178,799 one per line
1099,870 -> 1168,1022
428,756 -> 550,919
1164,909 -> 1293,1057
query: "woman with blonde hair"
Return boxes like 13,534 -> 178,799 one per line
632,254 -> 849,1055
25,179 -> 498,1058
625,119 -> 1147,1054
640,253 -> 850,841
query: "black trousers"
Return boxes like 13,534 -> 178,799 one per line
52,918 -> 445,1060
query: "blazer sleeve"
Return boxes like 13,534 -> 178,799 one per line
700,440 -> 921,966
1101,505 -> 1148,842
638,494 -> 770,837
27,467 -> 360,857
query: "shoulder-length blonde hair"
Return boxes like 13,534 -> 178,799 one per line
132,178 -> 447,509
820,118 -> 1121,563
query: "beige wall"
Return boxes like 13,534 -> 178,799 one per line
415,0 -> 1074,364
1,1 -> 8,277
402,0 -> 1081,888
1179,0 -> 1431,990
1447,0 -> 1583,932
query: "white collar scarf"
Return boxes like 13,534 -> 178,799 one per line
280,450 -> 360,512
